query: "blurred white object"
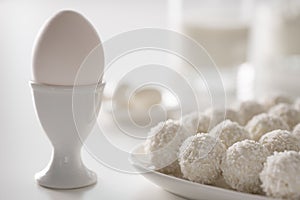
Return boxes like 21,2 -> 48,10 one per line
249,0 -> 300,98
106,84 -> 180,126
169,0 -> 255,102
237,63 -> 255,100
114,85 -> 162,111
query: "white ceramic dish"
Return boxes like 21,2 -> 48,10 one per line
130,144 -> 276,200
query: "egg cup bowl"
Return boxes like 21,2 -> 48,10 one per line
30,81 -> 105,189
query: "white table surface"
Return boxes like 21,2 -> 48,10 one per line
0,1 -> 186,199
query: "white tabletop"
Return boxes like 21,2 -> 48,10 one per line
0,1 -> 186,199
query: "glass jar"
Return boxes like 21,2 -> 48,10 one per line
249,0 -> 300,98
168,0 -> 255,103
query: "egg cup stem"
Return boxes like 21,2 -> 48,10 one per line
35,147 -> 97,189
31,82 -> 105,189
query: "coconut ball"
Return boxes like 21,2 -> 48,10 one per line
205,107 -> 240,129
259,130 -> 300,153
181,112 -> 210,134
294,98 -> 300,111
221,140 -> 270,194
210,120 -> 249,148
292,123 -> 300,139
260,151 -> 300,199
144,119 -> 187,177
262,93 -> 293,110
178,133 -> 226,184
246,113 -> 289,141
269,103 -> 300,130
156,161 -> 182,177
238,100 -> 265,125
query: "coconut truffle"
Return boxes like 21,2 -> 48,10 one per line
262,93 -> 293,110
292,123 -> 300,139
246,113 -> 289,141
294,98 -> 300,111
156,161 -> 182,177
205,108 -> 240,129
221,140 -> 270,194
269,103 -> 300,130
178,134 -> 226,184
210,120 -> 249,148
181,112 -> 210,134
259,130 -> 300,153
144,119 -> 187,177
260,151 -> 300,199
238,100 -> 265,125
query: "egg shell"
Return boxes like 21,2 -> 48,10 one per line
33,10 -> 104,86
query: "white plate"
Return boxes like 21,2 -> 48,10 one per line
130,144 -> 276,200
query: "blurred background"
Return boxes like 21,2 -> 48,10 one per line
2,0 -> 300,116
168,0 -> 300,102
1,0 -> 300,199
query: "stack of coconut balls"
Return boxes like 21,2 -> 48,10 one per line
144,94 -> 300,199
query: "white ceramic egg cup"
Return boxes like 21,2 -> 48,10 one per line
31,82 -> 105,189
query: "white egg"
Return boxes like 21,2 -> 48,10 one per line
33,10 -> 104,86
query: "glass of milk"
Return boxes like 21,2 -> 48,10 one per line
249,0 -> 300,98
168,0 -> 255,103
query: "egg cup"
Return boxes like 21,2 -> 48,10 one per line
31,82 -> 105,189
